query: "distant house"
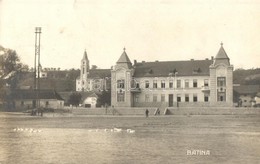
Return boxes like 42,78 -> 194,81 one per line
255,92 -> 260,106
9,89 -> 64,110
233,85 -> 260,107
59,91 -> 98,108
80,92 -> 98,108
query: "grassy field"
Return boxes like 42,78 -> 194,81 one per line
1,112 -> 260,163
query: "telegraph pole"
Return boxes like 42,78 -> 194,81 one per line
34,27 -> 41,115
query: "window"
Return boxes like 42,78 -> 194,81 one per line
117,80 -> 125,89
153,80 -> 157,88
185,79 -> 189,88
177,94 -> 181,102
217,92 -> 226,102
153,95 -> 157,102
145,80 -> 149,88
177,80 -> 181,88
204,79 -> 209,87
161,80 -> 165,88
136,82 -> 140,88
145,94 -> 150,102
161,94 -> 165,102
204,94 -> 209,102
193,94 -> 198,102
217,77 -> 226,87
83,67 -> 85,74
185,94 -> 189,102
46,101 -> 49,106
117,92 -> 125,102
169,80 -> 173,88
82,81 -> 84,85
193,79 -> 197,88
21,101 -> 24,106
135,95 -> 139,102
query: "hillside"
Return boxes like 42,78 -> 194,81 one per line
233,68 -> 260,85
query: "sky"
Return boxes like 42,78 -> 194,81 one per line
0,0 -> 260,70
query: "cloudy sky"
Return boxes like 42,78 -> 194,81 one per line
0,0 -> 260,70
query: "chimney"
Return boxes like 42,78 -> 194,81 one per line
191,59 -> 194,61
134,60 -> 137,65
142,61 -> 145,63
205,58 -> 208,60
155,60 -> 159,62
211,56 -> 214,61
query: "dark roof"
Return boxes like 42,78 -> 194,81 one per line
117,49 -> 132,64
58,91 -> 98,103
215,44 -> 229,59
88,69 -> 111,78
11,89 -> 64,100
80,92 -> 98,99
233,85 -> 260,95
133,59 -> 213,77
82,50 -> 88,61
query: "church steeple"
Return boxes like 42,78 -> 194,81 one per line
83,49 -> 88,61
213,42 -> 230,66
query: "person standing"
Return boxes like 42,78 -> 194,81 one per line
145,109 -> 149,118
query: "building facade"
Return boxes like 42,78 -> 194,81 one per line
111,44 -> 233,107
10,89 -> 64,110
76,50 -> 111,92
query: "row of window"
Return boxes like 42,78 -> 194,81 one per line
140,94 -> 209,103
116,92 -> 226,103
117,79 -> 209,89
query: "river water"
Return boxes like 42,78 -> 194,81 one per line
0,112 -> 259,164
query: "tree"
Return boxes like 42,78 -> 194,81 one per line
68,92 -> 82,107
96,90 -> 111,107
0,46 -> 29,107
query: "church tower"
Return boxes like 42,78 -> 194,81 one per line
76,50 -> 90,92
210,43 -> 233,106
111,48 -> 134,107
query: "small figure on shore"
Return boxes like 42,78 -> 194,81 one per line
145,109 -> 149,118
112,105 -> 115,115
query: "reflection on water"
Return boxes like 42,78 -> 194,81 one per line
0,113 -> 259,164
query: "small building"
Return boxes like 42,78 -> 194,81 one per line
233,85 -> 260,107
80,92 -> 98,108
10,89 -> 64,110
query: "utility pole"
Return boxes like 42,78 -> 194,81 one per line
34,27 -> 41,115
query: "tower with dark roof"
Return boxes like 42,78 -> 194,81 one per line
111,48 -> 134,107
210,43 -> 233,106
116,47 -> 132,69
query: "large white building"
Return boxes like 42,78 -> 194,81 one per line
111,44 -> 233,107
